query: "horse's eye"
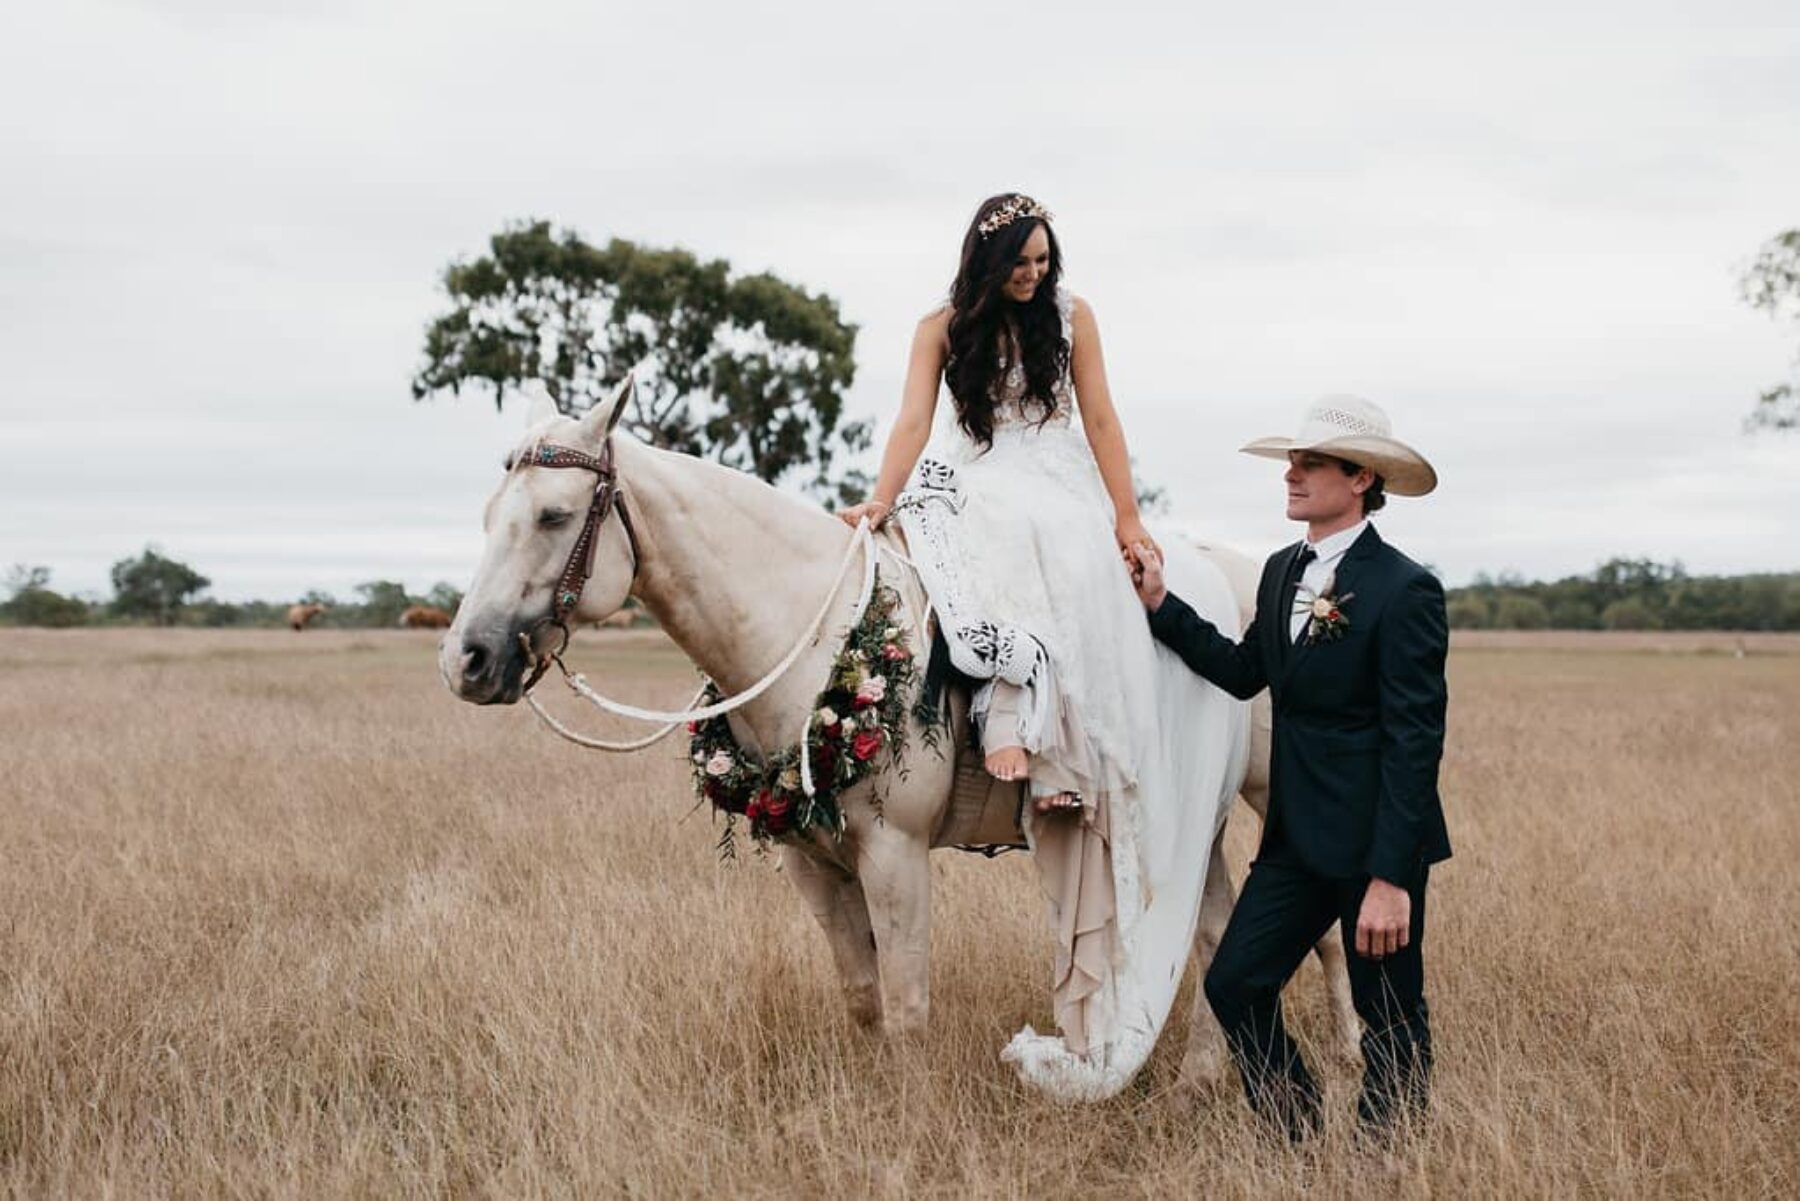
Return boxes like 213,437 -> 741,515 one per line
538,509 -> 573,529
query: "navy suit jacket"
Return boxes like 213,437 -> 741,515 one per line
1148,525 -> 1451,883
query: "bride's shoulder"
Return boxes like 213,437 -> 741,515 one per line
1061,290 -> 1099,335
917,303 -> 953,349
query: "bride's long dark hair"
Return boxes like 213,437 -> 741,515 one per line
945,193 -> 1068,448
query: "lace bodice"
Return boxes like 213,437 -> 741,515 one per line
990,288 -> 1075,430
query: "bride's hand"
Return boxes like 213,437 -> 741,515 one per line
838,500 -> 892,529
1116,516 -> 1160,564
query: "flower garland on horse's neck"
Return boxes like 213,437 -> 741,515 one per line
688,573 -> 933,851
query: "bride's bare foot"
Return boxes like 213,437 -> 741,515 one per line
985,746 -> 1028,783
1032,792 -> 1084,816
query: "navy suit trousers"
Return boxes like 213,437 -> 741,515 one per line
1204,837 -> 1433,1140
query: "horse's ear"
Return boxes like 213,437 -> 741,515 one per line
579,372 -> 636,440
606,372 -> 634,436
521,379 -> 559,428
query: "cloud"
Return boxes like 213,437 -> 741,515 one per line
3,1 -> 1799,601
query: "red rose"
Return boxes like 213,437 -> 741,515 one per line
852,694 -> 874,710
852,729 -> 884,761
746,789 -> 771,822
686,720 -> 699,734
822,721 -> 842,739
1328,609 -> 1341,621
882,644 -> 909,662
763,792 -> 794,834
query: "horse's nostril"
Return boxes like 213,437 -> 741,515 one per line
462,642 -> 489,681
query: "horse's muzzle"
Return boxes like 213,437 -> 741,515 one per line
441,625 -> 530,705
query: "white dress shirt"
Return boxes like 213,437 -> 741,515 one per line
1289,519 -> 1369,643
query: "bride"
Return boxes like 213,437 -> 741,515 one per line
839,194 -> 1247,1097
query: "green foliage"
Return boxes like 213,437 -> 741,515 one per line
3,583 -> 90,627
1739,228 -> 1800,430
110,547 -> 209,626
355,580 -> 412,628
1600,597 -> 1662,631
1448,557 -> 1800,630
414,220 -> 872,505
425,582 -> 464,615
1447,595 -> 1493,629
1494,595 -> 1551,630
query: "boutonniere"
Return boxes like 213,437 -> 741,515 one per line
1294,574 -> 1356,644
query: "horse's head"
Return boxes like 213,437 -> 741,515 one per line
440,375 -> 640,705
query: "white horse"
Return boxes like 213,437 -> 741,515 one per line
439,378 -> 1358,1093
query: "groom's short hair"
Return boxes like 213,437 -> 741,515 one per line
1334,456 -> 1388,514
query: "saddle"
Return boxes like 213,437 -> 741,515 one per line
917,627 -> 1029,855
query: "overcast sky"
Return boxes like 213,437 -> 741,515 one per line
3,1 -> 1797,601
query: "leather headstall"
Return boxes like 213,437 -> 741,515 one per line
517,437 -> 641,692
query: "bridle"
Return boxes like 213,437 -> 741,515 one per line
515,436 -> 642,692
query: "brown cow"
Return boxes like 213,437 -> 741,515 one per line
398,605 -> 453,629
287,603 -> 327,631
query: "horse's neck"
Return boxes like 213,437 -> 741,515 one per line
617,440 -> 860,745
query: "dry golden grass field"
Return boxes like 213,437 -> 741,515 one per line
3,627 -> 1798,1198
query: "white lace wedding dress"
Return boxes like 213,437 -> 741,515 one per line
897,289 -> 1251,1101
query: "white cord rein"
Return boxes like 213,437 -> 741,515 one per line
524,519 -> 885,783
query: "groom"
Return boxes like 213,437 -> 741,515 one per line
1129,396 -> 1450,1141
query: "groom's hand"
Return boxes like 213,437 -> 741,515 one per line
1129,543 -> 1167,613
1356,878 -> 1412,959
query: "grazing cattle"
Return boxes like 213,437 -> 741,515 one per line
399,605 -> 453,629
287,603 -> 327,631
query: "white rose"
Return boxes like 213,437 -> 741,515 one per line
1312,596 -> 1335,620
883,626 -> 899,640
778,767 -> 801,791
855,675 -> 887,705
705,751 -> 734,777
816,706 -> 839,728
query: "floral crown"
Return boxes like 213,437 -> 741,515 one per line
977,195 -> 1053,239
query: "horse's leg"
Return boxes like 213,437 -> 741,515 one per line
1314,921 -> 1363,1066
854,823 -> 933,1038
782,846 -> 882,1030
1178,824 -> 1239,1092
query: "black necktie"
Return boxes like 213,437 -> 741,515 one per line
1283,546 -> 1317,650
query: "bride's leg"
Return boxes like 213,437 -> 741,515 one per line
981,680 -> 1029,782
984,680 -> 1080,814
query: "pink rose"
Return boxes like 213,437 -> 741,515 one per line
854,675 -> 887,708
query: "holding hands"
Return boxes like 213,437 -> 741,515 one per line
1126,540 -> 1167,613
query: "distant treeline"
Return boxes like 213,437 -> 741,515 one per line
1445,558 -> 1800,631
1,551 -> 463,630
8,552 -> 1798,632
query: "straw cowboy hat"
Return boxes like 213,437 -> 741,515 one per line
1240,395 -> 1438,497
